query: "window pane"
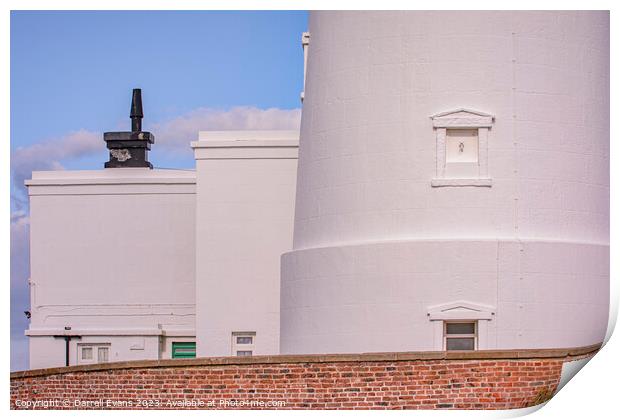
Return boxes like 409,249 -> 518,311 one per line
446,338 -> 475,351
236,336 -> 253,344
98,347 -> 109,362
446,322 -> 475,335
236,351 -> 252,356
81,347 -> 93,360
446,129 -> 478,163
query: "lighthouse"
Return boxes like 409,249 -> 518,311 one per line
23,11 -> 609,370
280,11 -> 609,354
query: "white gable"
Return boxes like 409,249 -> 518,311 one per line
431,108 -> 494,128
427,300 -> 495,321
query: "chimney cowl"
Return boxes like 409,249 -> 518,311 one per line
103,88 -> 154,169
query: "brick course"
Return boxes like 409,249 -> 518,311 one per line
10,345 -> 598,410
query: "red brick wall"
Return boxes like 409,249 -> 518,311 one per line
10,347 -> 597,410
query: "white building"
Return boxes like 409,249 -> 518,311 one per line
25,11 -> 609,370
26,130 -> 298,369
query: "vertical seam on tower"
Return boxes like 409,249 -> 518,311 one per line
511,23 -> 524,347
495,241 -> 499,349
511,29 -> 519,239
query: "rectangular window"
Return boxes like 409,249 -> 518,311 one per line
236,336 -> 253,345
172,342 -> 196,359
78,343 -> 110,365
81,347 -> 93,360
444,321 -> 477,351
98,347 -> 109,363
446,129 -> 479,163
232,332 -> 256,356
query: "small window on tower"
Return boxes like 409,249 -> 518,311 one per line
430,108 -> 494,187
444,321 -> 477,351
236,336 -> 253,345
446,129 -> 478,163
232,332 -> 256,356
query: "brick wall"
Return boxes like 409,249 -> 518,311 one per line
10,345 -> 598,410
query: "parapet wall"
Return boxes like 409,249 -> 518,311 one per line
10,344 -> 599,410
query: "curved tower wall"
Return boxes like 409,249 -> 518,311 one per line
281,11 -> 609,354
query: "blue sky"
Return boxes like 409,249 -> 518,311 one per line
10,10 -> 308,371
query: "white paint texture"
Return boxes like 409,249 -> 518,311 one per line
281,11 -> 609,354
193,131 -> 298,357
26,169 -> 196,369
25,11 -> 609,369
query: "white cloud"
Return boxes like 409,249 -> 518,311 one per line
10,106 -> 301,192
152,106 -> 301,153
11,129 -> 101,193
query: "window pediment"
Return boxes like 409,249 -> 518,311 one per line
427,300 -> 495,321
431,108 -> 494,128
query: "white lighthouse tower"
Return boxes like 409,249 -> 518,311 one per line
281,11 -> 609,354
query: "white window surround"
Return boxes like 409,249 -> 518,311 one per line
427,301 -> 496,351
430,108 -> 494,187
231,331 -> 256,357
77,343 -> 111,365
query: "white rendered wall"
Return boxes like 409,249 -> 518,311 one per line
193,131 -> 298,357
28,334 -> 197,369
281,11 -> 609,354
26,169 -> 196,369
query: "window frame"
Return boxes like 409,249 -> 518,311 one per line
443,321 -> 477,351
81,346 -> 93,361
77,343 -> 111,365
97,346 -> 109,362
430,108 -> 494,187
446,128 -> 480,164
231,331 -> 256,357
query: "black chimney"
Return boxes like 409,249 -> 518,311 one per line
130,88 -> 144,132
103,88 -> 154,168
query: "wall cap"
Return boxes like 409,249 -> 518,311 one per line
194,130 -> 299,144
192,131 -> 299,160
26,169 -> 196,186
11,343 -> 601,379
